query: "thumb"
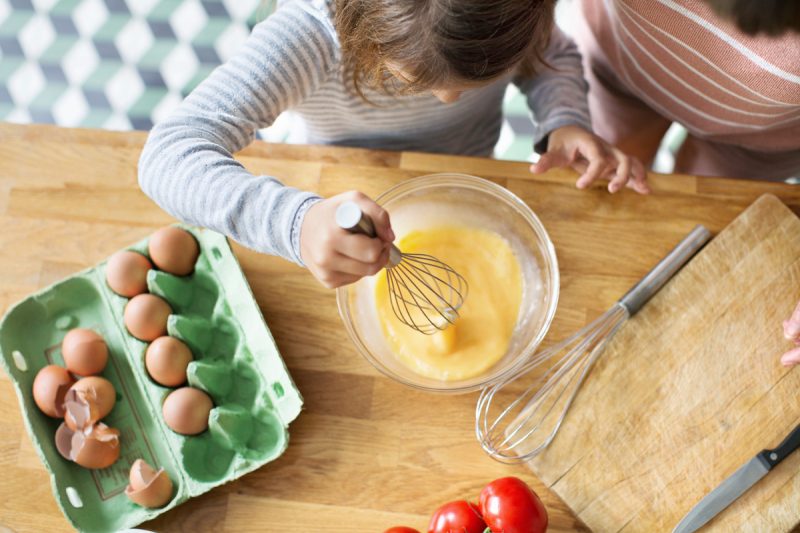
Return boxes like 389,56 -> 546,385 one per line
530,150 -> 571,174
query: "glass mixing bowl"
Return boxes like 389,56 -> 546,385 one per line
336,173 -> 559,393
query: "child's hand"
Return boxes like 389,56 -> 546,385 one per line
530,125 -> 651,195
300,191 -> 394,289
781,300 -> 800,366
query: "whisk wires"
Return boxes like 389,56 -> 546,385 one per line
476,303 -> 629,463
386,252 -> 468,335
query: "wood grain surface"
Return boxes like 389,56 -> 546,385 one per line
528,194 -> 800,532
0,123 -> 798,532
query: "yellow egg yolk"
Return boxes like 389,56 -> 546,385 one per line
375,226 -> 522,380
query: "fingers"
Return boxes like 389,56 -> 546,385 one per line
330,244 -> 390,276
575,141 -> 610,189
335,233 -> 387,264
345,191 -> 395,243
629,157 -> 651,194
780,346 -> 800,367
784,300 -> 800,342
314,246 -> 389,289
609,149 -> 651,195
529,150 -> 573,175
569,144 -> 650,195
779,301 -> 800,366
608,151 -> 631,194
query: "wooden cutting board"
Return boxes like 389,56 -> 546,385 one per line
528,194 -> 800,532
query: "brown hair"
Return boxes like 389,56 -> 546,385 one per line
707,0 -> 800,35
334,0 -> 557,99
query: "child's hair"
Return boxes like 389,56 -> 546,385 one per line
335,0 -> 557,99
707,0 -> 800,35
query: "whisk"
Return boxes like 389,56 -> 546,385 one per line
336,201 -> 468,335
476,225 -> 712,463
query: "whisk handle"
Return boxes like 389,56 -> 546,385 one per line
619,225 -> 712,315
335,201 -> 402,266
336,201 -> 377,236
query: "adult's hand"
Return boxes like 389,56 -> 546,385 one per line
780,300 -> 800,366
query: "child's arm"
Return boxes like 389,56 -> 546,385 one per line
138,3 -> 391,285
515,27 -> 649,194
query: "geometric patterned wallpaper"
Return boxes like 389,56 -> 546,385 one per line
0,0 -> 536,159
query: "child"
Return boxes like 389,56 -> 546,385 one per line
139,0 -> 648,289
571,0 -> 800,181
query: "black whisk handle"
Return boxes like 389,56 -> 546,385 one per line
619,225 -> 712,315
335,201 -> 377,237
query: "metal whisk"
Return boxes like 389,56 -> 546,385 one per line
336,201 -> 468,335
476,225 -> 712,463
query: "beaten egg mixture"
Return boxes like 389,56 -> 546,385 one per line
375,226 -> 522,380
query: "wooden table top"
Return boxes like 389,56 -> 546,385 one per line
0,123 -> 798,533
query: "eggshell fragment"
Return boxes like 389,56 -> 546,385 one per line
55,421 -> 76,460
106,250 -> 152,297
148,227 -> 199,276
125,458 -> 174,508
64,376 -> 116,430
62,328 -> 108,376
32,365 -> 76,418
124,294 -> 172,341
145,336 -> 193,387
162,387 -> 213,435
55,422 -> 120,469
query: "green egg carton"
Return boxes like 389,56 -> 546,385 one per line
0,226 -> 302,532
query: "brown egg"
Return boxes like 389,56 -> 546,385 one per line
32,365 -> 76,418
106,250 -> 152,297
145,337 -> 193,387
124,294 -> 172,341
162,387 -> 213,435
55,421 -> 120,469
61,328 -> 108,376
148,227 -> 199,276
64,376 -> 116,430
125,459 -> 174,508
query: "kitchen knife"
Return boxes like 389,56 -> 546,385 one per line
673,422 -> 800,533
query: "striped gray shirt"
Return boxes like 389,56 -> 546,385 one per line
138,0 -> 592,265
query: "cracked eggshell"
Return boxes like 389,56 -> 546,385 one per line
106,250 -> 152,297
125,459 -> 174,508
124,294 -> 172,341
64,376 -> 116,430
148,227 -> 199,276
32,365 -> 76,418
55,421 -> 76,460
55,422 -> 120,469
62,328 -> 108,376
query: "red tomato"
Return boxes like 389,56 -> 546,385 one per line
479,477 -> 548,533
428,500 -> 487,533
384,528 -> 421,533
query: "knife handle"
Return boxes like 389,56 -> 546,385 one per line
758,422 -> 800,469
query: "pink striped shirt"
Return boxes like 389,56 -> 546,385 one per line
578,0 -> 800,174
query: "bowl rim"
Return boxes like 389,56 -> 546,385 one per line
336,172 -> 560,393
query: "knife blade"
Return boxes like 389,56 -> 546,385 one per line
673,421 -> 800,533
